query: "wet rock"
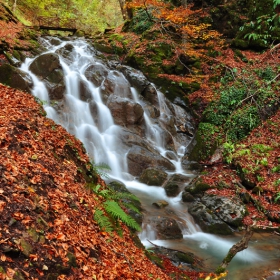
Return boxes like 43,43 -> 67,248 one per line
101,70 -> 132,98
153,200 -> 169,208
145,104 -> 160,119
141,84 -> 159,106
29,53 -> 62,80
29,53 -> 65,100
84,63 -> 109,87
0,64 -> 33,92
107,95 -> 144,127
127,145 -> 175,176
201,194 -> 246,227
55,43 -> 74,60
139,168 -> 168,186
188,202 -> 233,235
152,246 -> 199,268
182,191 -> 195,202
117,64 -> 150,94
148,216 -> 183,239
45,80 -> 65,100
160,113 -> 176,135
79,78 -> 92,101
164,181 -> 179,197
181,159 -> 202,171
49,37 -> 62,46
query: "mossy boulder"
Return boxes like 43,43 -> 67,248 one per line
139,168 -> 168,186
0,64 -> 33,92
188,180 -> 212,195
188,122 -> 220,162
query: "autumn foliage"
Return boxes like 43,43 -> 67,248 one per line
0,84 -> 172,279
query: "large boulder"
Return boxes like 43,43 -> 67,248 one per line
201,194 -> 246,227
127,145 -> 175,176
29,53 -> 65,100
188,202 -> 233,235
29,53 -> 63,80
0,64 -> 33,92
107,95 -> 144,127
117,64 -> 150,94
84,63 -> 109,87
139,168 -> 168,186
147,216 -> 183,240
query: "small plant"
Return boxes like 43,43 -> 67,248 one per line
91,161 -> 111,179
275,192 -> 280,202
91,184 -> 141,234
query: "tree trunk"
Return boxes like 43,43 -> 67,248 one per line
12,0 -> 17,12
215,227 -> 253,274
118,0 -> 133,20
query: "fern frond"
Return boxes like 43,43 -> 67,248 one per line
104,201 -> 141,231
122,202 -> 141,214
111,192 -> 140,202
94,209 -> 113,232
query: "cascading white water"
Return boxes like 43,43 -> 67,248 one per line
20,37 -> 269,279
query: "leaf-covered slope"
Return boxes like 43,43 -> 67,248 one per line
0,83 -> 170,280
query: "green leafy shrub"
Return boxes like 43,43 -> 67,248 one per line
131,8 -> 154,34
224,105 -> 261,141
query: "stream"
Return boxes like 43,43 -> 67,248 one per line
20,37 -> 280,280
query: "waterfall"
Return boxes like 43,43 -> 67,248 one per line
20,37 -> 266,278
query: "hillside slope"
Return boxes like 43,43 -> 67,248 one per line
0,83 -> 171,280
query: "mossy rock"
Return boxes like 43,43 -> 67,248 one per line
20,239 -> 33,257
164,182 -> 179,197
67,252 -> 77,267
139,168 -> 168,186
0,64 -> 33,92
74,30 -> 85,37
189,181 -> 212,195
188,122 -> 220,162
93,42 -> 115,54
175,252 -> 195,264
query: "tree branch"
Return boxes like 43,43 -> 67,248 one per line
215,226 -> 253,274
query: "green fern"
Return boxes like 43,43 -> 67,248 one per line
122,202 -> 141,214
110,192 -> 140,202
104,201 -> 141,231
94,209 -> 114,232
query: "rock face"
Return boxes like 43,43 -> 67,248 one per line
201,194 -> 246,227
0,64 -> 33,92
107,95 -> 144,127
147,216 -> 183,239
117,64 -> 150,94
188,202 -> 233,235
85,63 -> 108,87
127,146 -> 175,176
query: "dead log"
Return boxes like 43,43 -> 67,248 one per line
215,226 -> 253,274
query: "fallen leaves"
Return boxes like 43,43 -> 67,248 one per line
0,83 -> 171,279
